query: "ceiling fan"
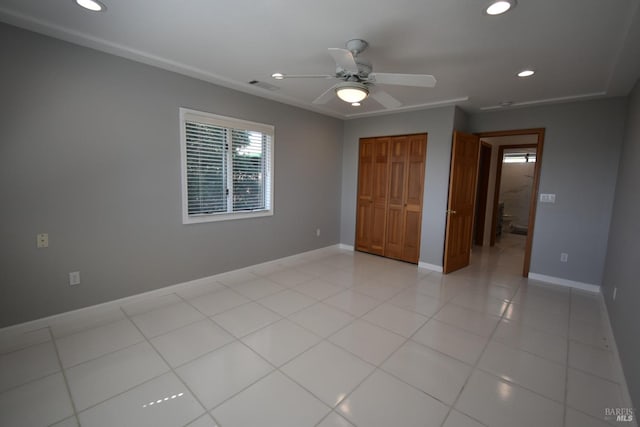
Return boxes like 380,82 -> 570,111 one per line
272,39 -> 436,108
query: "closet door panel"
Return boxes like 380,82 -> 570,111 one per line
370,205 -> 387,255
385,138 -> 408,260
370,138 -> 390,255
403,210 -> 422,263
406,136 -> 426,206
385,206 -> 404,259
356,202 -> 372,251
402,135 -> 427,263
387,138 -> 407,206
372,138 -> 390,202
355,139 -> 375,252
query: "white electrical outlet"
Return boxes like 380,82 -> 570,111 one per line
69,271 -> 80,286
560,252 -> 568,262
316,228 -> 321,237
37,233 -> 49,248
613,287 -> 617,301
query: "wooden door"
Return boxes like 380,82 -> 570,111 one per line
443,131 -> 480,273
355,138 -> 389,255
385,134 -> 427,263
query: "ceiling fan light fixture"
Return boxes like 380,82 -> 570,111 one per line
351,102 -> 361,107
75,0 -> 106,12
485,0 -> 515,15
335,82 -> 369,103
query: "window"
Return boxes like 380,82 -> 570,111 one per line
503,152 -> 536,163
180,108 -> 274,223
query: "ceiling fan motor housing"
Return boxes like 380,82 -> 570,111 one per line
346,39 -> 369,56
336,59 -> 372,80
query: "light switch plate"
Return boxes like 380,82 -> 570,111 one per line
69,271 -> 80,286
540,193 -> 556,203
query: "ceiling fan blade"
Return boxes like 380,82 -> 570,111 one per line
371,89 -> 403,109
369,73 -> 437,88
274,74 -> 334,79
312,84 -> 339,105
328,48 -> 359,74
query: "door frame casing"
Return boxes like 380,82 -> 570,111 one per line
477,128 -> 545,277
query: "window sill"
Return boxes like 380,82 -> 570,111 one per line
182,209 -> 273,224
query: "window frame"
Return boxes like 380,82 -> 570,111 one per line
179,107 -> 274,224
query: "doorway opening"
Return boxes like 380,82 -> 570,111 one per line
443,128 -> 544,277
475,129 -> 545,277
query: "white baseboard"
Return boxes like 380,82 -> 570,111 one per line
338,244 -> 354,251
528,272 -> 600,293
418,262 -> 443,273
0,244 -> 345,336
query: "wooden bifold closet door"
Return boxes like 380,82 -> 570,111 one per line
355,134 -> 427,264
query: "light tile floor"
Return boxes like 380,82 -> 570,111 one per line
0,234 -> 635,426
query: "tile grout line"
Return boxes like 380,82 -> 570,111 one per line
0,370 -> 63,397
295,276 -> 458,426
150,280 -> 353,424
6,249 -> 593,427
323,287 -> 454,425
46,300 -> 243,425
48,326 -> 81,427
191,269 -> 432,426
563,289 -> 575,427
162,280 -> 357,423
565,290 -> 629,427
0,326 -> 51,356
118,305 -> 224,427
47,265 -> 515,426
54,326 -> 206,418
436,278 -> 526,427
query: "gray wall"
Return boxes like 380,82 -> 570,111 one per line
602,80 -> 640,410
0,24 -> 343,327
453,106 -> 470,133
469,99 -> 626,285
340,106 -> 457,266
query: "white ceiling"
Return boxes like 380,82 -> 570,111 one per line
2,0 -> 640,119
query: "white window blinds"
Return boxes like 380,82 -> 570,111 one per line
185,121 -> 227,215
180,108 -> 274,223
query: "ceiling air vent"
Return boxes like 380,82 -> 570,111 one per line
248,80 -> 279,91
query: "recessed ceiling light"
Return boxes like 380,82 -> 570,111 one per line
271,73 -> 284,80
75,0 -> 106,12
517,69 -> 535,77
485,0 -> 515,15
